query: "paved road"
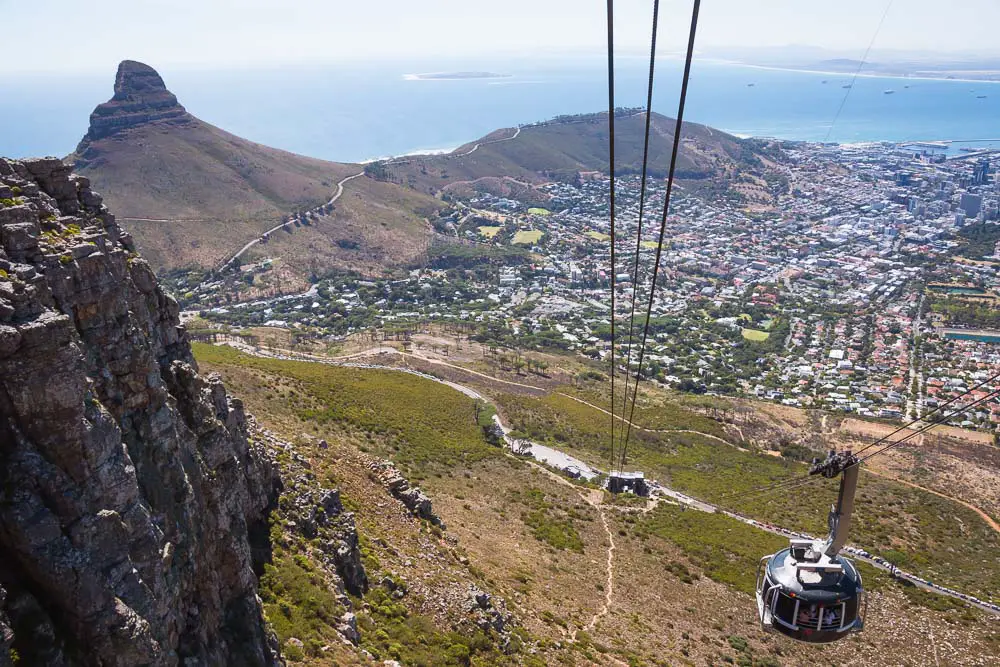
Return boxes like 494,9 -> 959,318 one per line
454,125 -> 521,157
212,125 -> 524,277
208,124 -> 525,287
219,171 -> 366,271
906,293 -> 926,420
121,217 -> 210,223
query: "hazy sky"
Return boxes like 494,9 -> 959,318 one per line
4,0 -> 1000,74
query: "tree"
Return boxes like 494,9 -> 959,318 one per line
483,423 -> 504,447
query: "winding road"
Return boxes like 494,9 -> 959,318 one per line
452,125 -> 521,157
220,171 -> 366,271
213,124 -> 525,275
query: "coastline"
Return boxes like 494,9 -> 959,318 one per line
359,145 -> 461,164
706,59 -> 1000,85
403,72 -> 511,81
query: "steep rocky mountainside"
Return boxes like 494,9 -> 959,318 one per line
81,60 -> 190,142
194,343 -> 1000,667
70,61 -> 441,276
0,158 -> 281,665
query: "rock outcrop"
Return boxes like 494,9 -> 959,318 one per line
252,426 -> 368,633
291,485 -> 369,598
79,60 -> 190,145
0,158 -> 280,665
466,585 -> 514,638
373,461 -> 444,527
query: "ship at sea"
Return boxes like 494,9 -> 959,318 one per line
883,89 -> 895,95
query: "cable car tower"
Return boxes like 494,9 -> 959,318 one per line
755,450 -> 865,643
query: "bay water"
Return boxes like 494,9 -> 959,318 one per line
2,55 -> 998,163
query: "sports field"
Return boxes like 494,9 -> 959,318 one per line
513,230 -> 544,244
741,328 -> 770,341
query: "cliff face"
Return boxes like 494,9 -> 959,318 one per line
79,60 -> 190,145
0,158 -> 280,665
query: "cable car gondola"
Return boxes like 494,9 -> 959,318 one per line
755,450 -> 866,643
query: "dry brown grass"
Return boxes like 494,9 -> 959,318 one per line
242,176 -> 444,277
387,112 -> 778,199
73,117 -> 444,277
74,118 -> 359,269
430,459 -> 610,641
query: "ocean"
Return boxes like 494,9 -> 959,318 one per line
2,54 -> 999,163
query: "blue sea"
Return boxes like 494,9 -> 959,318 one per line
2,54 -> 1000,163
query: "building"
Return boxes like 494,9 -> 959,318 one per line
499,268 -> 519,287
960,192 -> 983,218
974,159 -> 990,186
607,471 -> 649,496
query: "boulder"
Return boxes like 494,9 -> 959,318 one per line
337,612 -> 359,645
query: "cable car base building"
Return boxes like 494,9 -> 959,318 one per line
606,471 -> 649,496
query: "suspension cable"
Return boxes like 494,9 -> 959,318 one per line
852,367 -> 1000,457
823,0 -> 894,142
619,0 -> 702,474
721,384 -> 1000,504
730,475 -> 820,505
617,0 -> 661,470
606,0 -> 619,472
856,387 -> 1000,465
717,368 -> 1000,502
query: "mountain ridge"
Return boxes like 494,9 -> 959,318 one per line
374,109 -> 786,204
70,61 -> 440,276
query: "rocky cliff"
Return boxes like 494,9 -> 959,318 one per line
0,158 -> 280,666
78,60 -> 190,145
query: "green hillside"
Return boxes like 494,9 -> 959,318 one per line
379,110 -> 783,199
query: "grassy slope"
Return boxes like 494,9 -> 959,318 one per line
388,112 -> 761,197
73,118 -> 357,268
495,387 -> 1000,604
195,344 -> 528,665
197,344 -> 1000,666
242,176 -> 444,278
73,118 -> 440,276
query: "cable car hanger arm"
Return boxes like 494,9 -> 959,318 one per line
809,450 -> 860,558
